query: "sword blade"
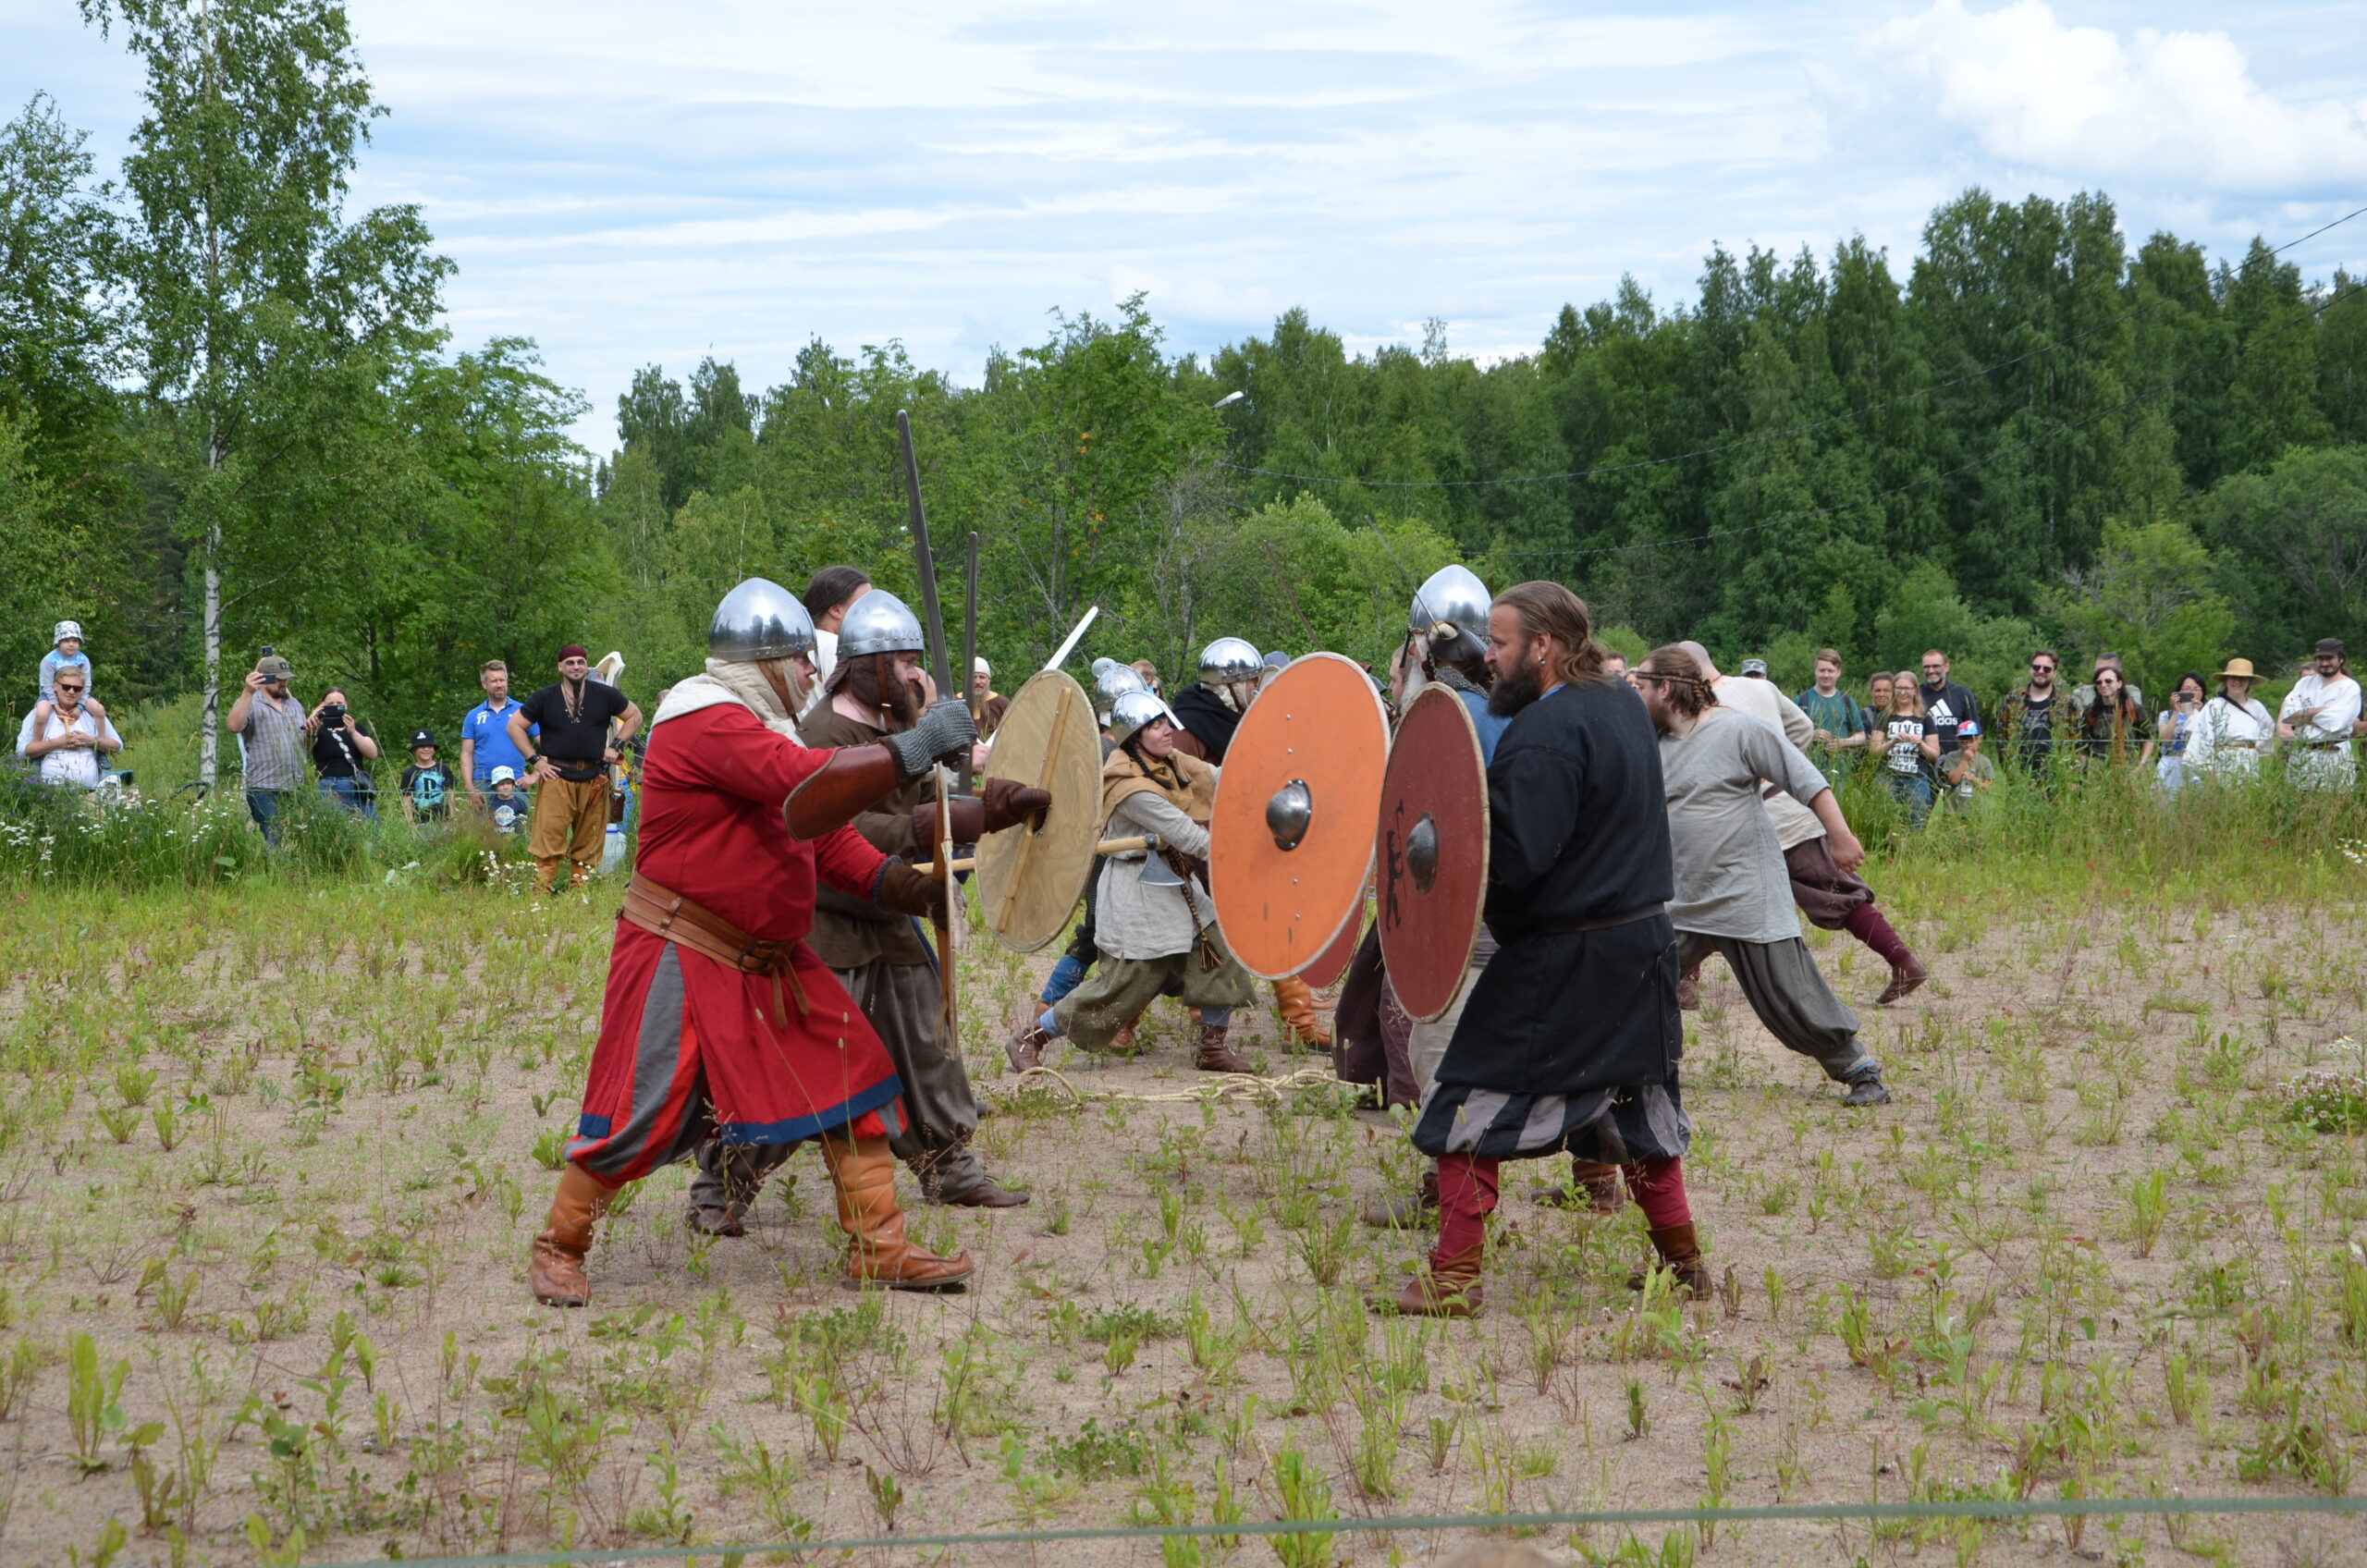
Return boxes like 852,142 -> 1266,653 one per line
1041,605 -> 1100,673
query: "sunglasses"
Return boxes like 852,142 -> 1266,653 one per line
2030,663 -> 2054,672
55,686 -> 84,694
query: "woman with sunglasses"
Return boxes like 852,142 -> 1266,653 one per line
20,672 -> 122,790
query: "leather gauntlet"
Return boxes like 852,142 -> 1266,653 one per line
875,858 -> 948,921
783,744 -> 903,839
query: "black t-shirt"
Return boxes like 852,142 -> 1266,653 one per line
1918,680 -> 1978,754
2015,692 -> 2060,765
312,718 -> 375,779
1883,715 -> 1932,778
401,762 -> 457,818
518,680 -> 631,777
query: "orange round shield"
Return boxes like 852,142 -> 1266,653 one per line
1376,684 -> 1490,1022
1209,653 -> 1389,979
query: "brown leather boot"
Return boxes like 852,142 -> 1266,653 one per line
1272,976 -> 1333,1050
1383,1243 -> 1484,1317
1629,1222 -> 1712,1299
1193,1023 -> 1252,1074
819,1134 -> 975,1290
1005,1023 -> 1050,1072
1875,956 -> 1929,1005
529,1165 -> 614,1307
1532,1158 -> 1625,1214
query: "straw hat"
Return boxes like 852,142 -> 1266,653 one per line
2215,656 -> 2258,680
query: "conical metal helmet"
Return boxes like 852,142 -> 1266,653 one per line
708,578 -> 816,664
1411,564 -> 1490,642
1109,689 -> 1182,747
836,589 -> 926,659
1094,660 -> 1147,708
1198,636 -> 1263,686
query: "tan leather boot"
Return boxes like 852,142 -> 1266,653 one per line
1271,976 -> 1332,1050
819,1134 -> 975,1291
529,1165 -> 614,1307
1629,1222 -> 1712,1299
1193,1023 -> 1252,1074
1381,1242 -> 1484,1317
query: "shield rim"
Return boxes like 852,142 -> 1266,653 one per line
1208,651 -> 1390,980
975,668 -> 1105,953
1376,682 -> 1490,1023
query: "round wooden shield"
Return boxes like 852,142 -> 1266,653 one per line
1299,901 -> 1365,990
1377,684 -> 1489,1022
1209,653 -> 1389,979
975,669 -> 1105,952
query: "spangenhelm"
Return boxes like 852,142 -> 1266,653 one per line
1108,689 -> 1182,748
708,578 -> 817,664
1094,660 -> 1148,709
53,619 -> 83,644
1410,564 -> 1490,643
836,589 -> 926,660
1197,637 -> 1263,687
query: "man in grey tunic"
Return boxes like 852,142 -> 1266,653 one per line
1636,645 -> 1891,1107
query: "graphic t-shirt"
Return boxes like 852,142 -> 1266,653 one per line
490,793 -> 527,833
402,762 -> 457,819
1918,680 -> 1978,755
1884,715 -> 1931,776
517,680 -> 631,779
2010,691 -> 2062,768
1795,688 -> 1869,777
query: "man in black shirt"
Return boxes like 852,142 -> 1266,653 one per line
1917,648 -> 1979,761
509,644 -> 642,892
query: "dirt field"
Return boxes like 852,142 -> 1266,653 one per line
0,879 -> 2361,1566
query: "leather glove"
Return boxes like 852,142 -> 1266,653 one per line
875,859 -> 948,921
913,795 -> 987,855
981,777 -> 1051,833
885,699 -> 978,782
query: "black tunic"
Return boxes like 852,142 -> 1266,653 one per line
1414,678 -> 1686,1162
1170,684 -> 1241,763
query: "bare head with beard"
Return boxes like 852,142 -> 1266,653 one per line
826,651 -> 926,729
1483,581 -> 1613,717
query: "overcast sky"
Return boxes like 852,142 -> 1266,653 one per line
10,0 -> 2367,451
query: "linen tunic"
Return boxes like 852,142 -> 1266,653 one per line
1658,706 -> 1833,943
2186,695 -> 2275,777
1092,786 -> 1216,962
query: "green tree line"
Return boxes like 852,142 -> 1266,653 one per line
9,0 -> 2367,778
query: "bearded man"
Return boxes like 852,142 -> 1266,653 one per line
1636,645 -> 1891,1109
1387,582 -> 1687,1317
686,589 -> 1043,1230
529,578 -> 980,1306
510,645 -> 643,893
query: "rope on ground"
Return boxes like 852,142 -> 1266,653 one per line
992,1062 -> 1343,1106
318,1494 -> 2367,1567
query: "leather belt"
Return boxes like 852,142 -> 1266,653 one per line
1491,904 -> 1666,942
622,874 -> 809,1024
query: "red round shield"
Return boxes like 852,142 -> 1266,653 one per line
1299,902 -> 1364,990
1376,684 -> 1489,1022
1209,654 -> 1389,979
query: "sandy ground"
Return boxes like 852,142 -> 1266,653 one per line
2,889 -> 2363,1567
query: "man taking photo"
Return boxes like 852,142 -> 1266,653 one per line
509,645 -> 642,893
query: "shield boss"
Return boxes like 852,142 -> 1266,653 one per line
1377,683 -> 1489,1022
1209,653 -> 1388,978
975,669 -> 1105,952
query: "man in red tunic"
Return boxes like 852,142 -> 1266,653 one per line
529,577 -> 1025,1305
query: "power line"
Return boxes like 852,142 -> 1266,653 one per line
1497,276 -> 2367,562
1216,203 -> 2367,494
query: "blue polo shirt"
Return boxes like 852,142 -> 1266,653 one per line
461,697 -> 537,784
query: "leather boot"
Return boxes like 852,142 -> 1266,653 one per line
1005,1023 -> 1050,1073
1193,1023 -> 1252,1074
1532,1158 -> 1625,1214
1676,963 -> 1701,1011
529,1165 -> 614,1307
1875,957 -> 1929,1005
1382,1242 -> 1484,1317
818,1134 -> 975,1290
1272,976 -> 1333,1051
935,1173 -> 1031,1208
1360,1167 -> 1440,1228
1628,1222 -> 1712,1300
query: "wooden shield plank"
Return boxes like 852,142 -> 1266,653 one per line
1377,684 -> 1489,1022
1299,900 -> 1364,990
975,669 -> 1105,952
1209,653 -> 1389,979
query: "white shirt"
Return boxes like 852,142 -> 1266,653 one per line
2278,672 -> 2361,743
20,702 -> 120,790
1709,675 -> 1825,850
2187,695 -> 2274,774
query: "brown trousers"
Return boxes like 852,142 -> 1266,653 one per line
530,775 -> 609,890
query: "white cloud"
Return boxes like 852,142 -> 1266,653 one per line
1868,0 -> 2367,194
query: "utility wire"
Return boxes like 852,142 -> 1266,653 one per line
1216,203 -> 2367,493
1496,276 -> 2367,561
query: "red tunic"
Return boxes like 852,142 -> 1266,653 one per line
569,703 -> 901,1183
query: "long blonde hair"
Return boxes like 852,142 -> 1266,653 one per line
1888,671 -> 1925,718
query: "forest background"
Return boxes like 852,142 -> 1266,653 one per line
9,1 -> 2367,783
